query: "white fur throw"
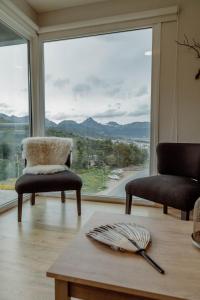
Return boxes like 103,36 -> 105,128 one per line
22,137 -> 72,174
23,165 -> 68,175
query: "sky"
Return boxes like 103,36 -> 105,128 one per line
0,43 -> 29,117
44,28 -> 152,124
0,28 -> 152,125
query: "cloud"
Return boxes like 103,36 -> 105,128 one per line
135,85 -> 148,97
92,109 -> 126,119
45,74 -> 52,82
127,103 -> 150,117
53,78 -> 70,89
47,111 -> 88,122
47,112 -> 73,122
116,102 -> 121,109
0,102 -> 10,109
73,83 -> 91,96
0,102 -> 15,115
87,76 -> 125,98
20,88 -> 28,93
106,87 -> 122,97
87,76 -> 109,89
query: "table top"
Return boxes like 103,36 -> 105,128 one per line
47,212 -> 200,300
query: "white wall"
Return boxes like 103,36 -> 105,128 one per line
176,0 -> 200,142
159,0 -> 200,143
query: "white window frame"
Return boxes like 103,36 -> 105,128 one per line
38,6 -> 178,178
0,2 -> 38,211
39,24 -> 162,204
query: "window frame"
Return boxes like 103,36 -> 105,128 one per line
0,18 -> 34,210
41,24 -> 160,204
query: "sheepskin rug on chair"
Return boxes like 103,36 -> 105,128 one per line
22,137 -> 72,175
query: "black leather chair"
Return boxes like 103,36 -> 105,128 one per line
125,143 -> 200,220
15,152 -> 82,222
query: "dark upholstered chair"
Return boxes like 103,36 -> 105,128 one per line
15,138 -> 82,222
125,143 -> 200,220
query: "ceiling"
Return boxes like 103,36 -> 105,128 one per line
26,0 -> 108,13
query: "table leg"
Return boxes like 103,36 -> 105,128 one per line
55,280 -> 70,300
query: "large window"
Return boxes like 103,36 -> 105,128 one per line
44,29 -> 152,199
0,22 -> 30,207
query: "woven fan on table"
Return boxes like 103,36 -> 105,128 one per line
87,223 -> 164,274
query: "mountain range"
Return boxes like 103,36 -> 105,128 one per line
0,113 -> 150,139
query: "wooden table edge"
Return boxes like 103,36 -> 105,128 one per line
46,271 -> 186,300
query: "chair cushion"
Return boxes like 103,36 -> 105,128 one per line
125,175 -> 200,211
15,170 -> 82,194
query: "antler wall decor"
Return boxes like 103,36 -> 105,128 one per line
176,34 -> 200,80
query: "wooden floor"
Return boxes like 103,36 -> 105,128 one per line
0,196 -> 181,300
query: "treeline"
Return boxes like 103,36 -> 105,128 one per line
0,126 -> 148,182
47,128 -> 148,170
0,140 -> 26,181
0,126 -> 29,181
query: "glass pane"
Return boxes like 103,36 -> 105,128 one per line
0,22 -> 30,206
44,29 -> 152,199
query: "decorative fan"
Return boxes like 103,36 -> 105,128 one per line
87,223 -> 164,274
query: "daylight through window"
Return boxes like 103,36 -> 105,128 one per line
0,22 -> 30,207
44,28 -> 152,199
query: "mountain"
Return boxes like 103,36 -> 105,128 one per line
107,121 -> 119,126
0,113 -> 150,139
45,118 -> 56,128
0,113 -> 29,124
81,117 -> 99,127
52,117 -> 149,139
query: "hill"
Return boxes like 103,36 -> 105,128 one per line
50,117 -> 150,139
0,113 -> 150,139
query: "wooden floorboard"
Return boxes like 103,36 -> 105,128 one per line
0,196 -> 181,300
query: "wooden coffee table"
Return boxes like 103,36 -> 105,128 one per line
47,212 -> 200,300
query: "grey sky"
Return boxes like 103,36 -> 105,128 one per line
0,28 -> 152,125
45,28 -> 152,124
0,43 -> 29,117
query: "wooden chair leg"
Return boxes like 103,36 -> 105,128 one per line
125,193 -> 132,214
61,191 -> 65,203
18,194 -> 23,222
163,204 -> 168,214
31,193 -> 35,205
76,190 -> 81,216
181,210 -> 190,221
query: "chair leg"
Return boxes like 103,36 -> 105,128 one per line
125,193 -> 132,214
76,190 -> 81,216
181,210 -> 190,221
61,191 -> 65,203
163,204 -> 168,215
31,193 -> 35,206
18,194 -> 23,222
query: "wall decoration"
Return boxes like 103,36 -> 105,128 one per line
176,35 -> 200,79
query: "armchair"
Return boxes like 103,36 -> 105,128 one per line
15,137 -> 82,222
125,143 -> 200,220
